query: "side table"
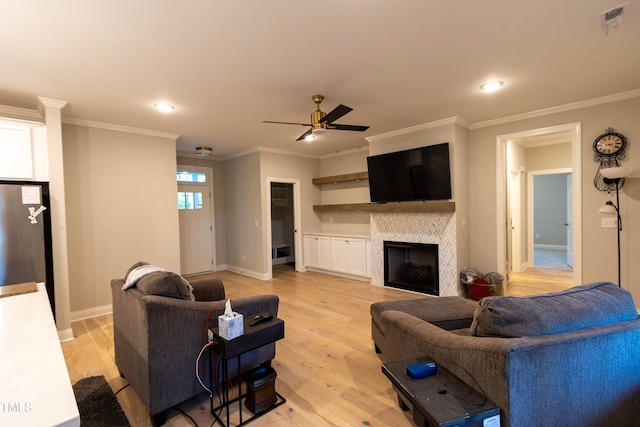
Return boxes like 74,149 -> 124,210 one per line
382,357 -> 500,427
209,316 -> 286,427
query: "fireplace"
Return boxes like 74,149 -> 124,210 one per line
384,241 -> 439,295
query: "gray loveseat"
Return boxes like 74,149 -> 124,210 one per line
371,282 -> 640,426
111,264 -> 279,426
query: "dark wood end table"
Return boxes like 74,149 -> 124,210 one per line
382,357 -> 500,427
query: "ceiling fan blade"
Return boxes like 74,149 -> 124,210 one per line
318,104 -> 352,124
329,124 -> 370,132
263,120 -> 311,126
296,128 -> 313,141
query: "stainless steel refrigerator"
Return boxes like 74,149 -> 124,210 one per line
0,180 -> 55,314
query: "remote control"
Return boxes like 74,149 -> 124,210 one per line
249,312 -> 273,326
406,360 -> 438,379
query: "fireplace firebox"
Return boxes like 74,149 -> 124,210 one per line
383,241 -> 438,295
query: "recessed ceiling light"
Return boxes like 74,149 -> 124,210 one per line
154,102 -> 175,112
480,81 -> 503,92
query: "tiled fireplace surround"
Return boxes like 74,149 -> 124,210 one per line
370,211 -> 458,297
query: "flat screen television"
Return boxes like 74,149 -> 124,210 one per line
367,142 -> 452,203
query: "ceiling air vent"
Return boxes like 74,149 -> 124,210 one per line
600,3 -> 630,35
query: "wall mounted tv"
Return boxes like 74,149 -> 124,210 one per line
367,142 -> 452,203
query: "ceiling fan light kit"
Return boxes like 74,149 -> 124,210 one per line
263,94 -> 369,142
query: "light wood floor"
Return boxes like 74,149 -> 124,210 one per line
61,265 -> 572,427
506,267 -> 574,296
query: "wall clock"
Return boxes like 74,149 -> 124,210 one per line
593,127 -> 629,192
593,130 -> 627,156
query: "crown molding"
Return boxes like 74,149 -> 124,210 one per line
470,88 -> 640,129
63,117 -> 180,140
319,145 -> 369,160
365,116 -> 471,143
38,97 -> 68,110
0,105 -> 43,123
224,145 -> 320,161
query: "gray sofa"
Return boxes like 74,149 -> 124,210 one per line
111,265 -> 279,426
371,282 -> 640,427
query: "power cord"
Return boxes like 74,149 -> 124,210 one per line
168,407 -> 199,427
114,383 -> 130,396
196,341 -> 216,396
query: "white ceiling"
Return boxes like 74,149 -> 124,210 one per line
2,1 -> 639,158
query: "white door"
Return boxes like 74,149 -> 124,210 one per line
510,171 -> 522,273
566,173 -> 573,267
178,183 -> 213,274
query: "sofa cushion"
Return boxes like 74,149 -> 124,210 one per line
371,296 -> 477,331
471,282 -> 638,337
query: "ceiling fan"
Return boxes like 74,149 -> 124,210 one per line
263,95 -> 369,141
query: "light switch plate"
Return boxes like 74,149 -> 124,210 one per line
602,217 -> 618,228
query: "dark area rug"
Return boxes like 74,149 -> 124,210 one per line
73,375 -> 130,427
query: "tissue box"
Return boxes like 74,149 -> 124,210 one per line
218,313 -> 244,340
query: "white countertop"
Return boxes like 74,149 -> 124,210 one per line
0,283 -> 80,427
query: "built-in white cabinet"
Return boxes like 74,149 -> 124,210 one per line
304,233 -> 370,280
331,237 -> 367,277
304,235 -> 332,270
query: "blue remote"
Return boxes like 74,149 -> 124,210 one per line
406,360 -> 438,378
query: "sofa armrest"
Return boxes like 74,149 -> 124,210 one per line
379,309 -> 640,427
189,278 -> 225,301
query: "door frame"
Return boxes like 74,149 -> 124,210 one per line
177,164 -> 216,272
263,177 -> 303,279
496,122 -> 582,285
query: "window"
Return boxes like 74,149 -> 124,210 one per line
177,171 -> 207,183
177,192 -> 203,210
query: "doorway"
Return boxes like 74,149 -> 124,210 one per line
498,123 -> 582,289
264,177 -> 303,279
177,166 -> 215,275
528,170 -> 573,271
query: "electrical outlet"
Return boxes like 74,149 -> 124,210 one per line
602,217 -> 617,228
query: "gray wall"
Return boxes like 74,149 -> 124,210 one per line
469,96 -> 640,300
64,124 -> 180,313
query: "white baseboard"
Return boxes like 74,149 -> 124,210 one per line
58,328 -> 75,342
70,303 -> 113,322
226,265 -> 270,281
305,267 -> 371,283
534,244 -> 567,251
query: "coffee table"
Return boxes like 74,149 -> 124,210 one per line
209,316 -> 285,427
382,357 -> 500,427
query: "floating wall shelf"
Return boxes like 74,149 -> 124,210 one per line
312,171 -> 368,185
313,200 -> 455,213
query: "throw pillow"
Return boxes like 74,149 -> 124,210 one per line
136,271 -> 195,301
471,281 -> 638,337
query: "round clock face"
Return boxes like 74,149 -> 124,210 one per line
594,132 -> 626,156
